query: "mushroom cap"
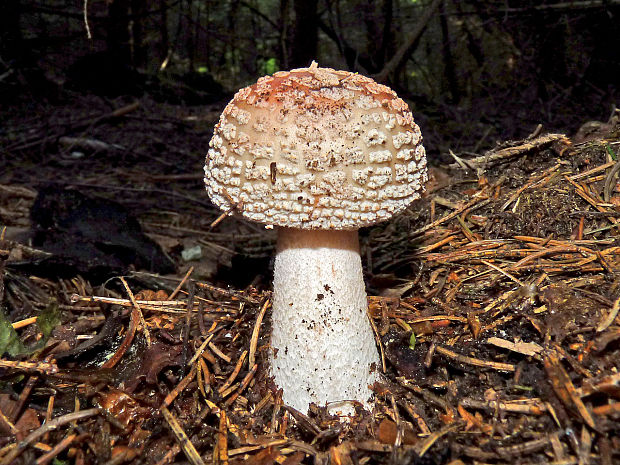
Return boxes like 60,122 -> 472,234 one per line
204,63 -> 427,229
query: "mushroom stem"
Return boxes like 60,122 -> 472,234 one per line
270,228 -> 380,415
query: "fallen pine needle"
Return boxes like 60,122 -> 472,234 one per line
169,266 -> 194,301
119,276 -> 151,346
11,316 -> 38,330
161,406 -> 205,465
597,295 -> 620,332
0,408 -> 100,465
434,345 -> 515,372
486,337 -> 543,357
34,433 -> 77,465
249,299 -> 270,368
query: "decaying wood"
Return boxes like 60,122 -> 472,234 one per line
448,134 -> 571,171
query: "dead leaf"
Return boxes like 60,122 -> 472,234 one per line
14,406 -> 41,434
376,418 -> 417,445
281,451 -> 305,465
543,350 -> 596,428
486,336 -> 543,356
329,442 -> 355,465
97,388 -> 154,431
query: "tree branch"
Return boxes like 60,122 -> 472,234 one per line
374,0 -> 442,83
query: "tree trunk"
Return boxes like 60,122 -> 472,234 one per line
378,0 -> 393,70
439,0 -> 459,102
107,0 -> 132,66
131,0 -> 147,68
290,0 -> 318,68
0,0 -> 26,65
374,0 -> 442,83
186,0 -> 195,71
158,0 -> 169,64
278,0 -> 290,69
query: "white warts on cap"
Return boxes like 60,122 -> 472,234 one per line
204,64 -> 427,230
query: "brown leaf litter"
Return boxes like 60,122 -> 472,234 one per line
0,107 -> 619,464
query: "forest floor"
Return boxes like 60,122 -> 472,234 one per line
0,91 -> 619,465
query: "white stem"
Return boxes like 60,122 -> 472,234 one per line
269,228 -> 380,415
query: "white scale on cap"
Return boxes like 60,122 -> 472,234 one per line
205,62 -> 427,230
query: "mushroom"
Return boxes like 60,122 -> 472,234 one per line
204,62 -> 427,415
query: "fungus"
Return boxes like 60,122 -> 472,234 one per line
204,62 -> 427,416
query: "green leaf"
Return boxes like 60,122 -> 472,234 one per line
408,332 -> 416,350
606,144 -> 617,161
261,57 -> 278,76
0,308 -> 26,357
37,299 -> 60,340
0,299 -> 61,357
